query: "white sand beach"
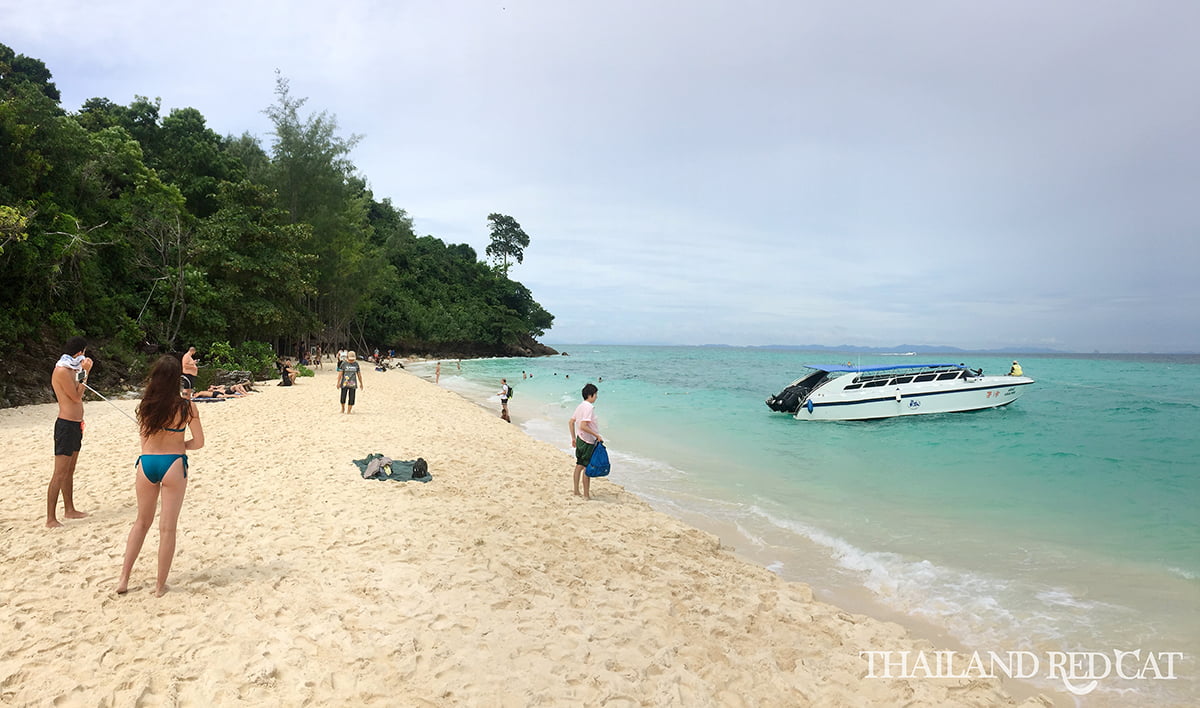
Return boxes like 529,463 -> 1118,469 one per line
1,365 -> 1051,706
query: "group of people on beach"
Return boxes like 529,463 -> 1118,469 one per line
179,346 -> 258,399
280,346 -> 392,411
46,336 -> 373,597
193,382 -> 255,398
46,338 -> 609,598
48,337 -> 203,597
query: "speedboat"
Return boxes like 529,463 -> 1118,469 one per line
766,363 -> 1034,421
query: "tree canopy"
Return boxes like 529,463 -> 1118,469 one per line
0,43 -> 554,377
485,212 -> 531,276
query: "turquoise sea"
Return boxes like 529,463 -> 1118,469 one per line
409,347 -> 1199,705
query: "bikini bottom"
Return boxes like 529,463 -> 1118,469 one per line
136,454 -> 189,485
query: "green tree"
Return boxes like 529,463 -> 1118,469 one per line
484,213 -> 530,276
190,180 -> 318,343
0,46 -> 559,371
76,97 -> 126,132
0,43 -> 60,102
264,73 -> 374,345
0,205 -> 29,253
0,58 -> 179,349
153,107 -> 245,218
224,132 -> 272,184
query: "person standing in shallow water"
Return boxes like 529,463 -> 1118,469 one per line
118,355 -> 204,596
497,378 -> 511,422
47,336 -> 93,527
569,383 -> 603,500
338,350 -> 363,413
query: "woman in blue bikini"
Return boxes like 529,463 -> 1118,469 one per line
117,355 -> 205,596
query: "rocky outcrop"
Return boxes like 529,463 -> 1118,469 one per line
501,335 -> 559,358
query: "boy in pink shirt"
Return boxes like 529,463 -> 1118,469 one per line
568,383 -> 603,499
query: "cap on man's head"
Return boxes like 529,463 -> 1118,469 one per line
1013,360 -> 1019,364
347,351 -> 357,360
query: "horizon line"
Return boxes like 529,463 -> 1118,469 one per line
540,342 -> 1199,355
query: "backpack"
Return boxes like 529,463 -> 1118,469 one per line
507,385 -> 514,399
585,442 -> 610,477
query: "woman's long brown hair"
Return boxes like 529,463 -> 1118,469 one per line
136,355 -> 192,439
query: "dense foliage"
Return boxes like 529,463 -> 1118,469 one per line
0,45 -> 554,368
206,340 -> 278,378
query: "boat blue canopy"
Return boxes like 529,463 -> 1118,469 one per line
804,363 -> 962,373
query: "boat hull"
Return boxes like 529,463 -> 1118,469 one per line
795,376 -> 1034,421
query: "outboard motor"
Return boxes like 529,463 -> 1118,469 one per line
766,384 -> 808,413
766,371 -> 829,413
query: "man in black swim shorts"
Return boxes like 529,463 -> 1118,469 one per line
47,336 -> 92,527
54,418 -> 83,455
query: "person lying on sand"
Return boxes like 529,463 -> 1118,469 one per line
191,383 -> 251,399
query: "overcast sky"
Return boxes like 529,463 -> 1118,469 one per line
6,1 -> 1198,352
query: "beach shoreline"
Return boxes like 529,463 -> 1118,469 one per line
410,349 -> 1200,708
412,363 -> 1076,707
2,365 -> 1047,705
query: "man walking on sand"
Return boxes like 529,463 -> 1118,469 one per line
181,346 -> 199,395
568,383 -> 603,500
338,350 -> 363,413
48,336 -> 93,527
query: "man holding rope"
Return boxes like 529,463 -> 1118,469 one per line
47,336 -> 92,528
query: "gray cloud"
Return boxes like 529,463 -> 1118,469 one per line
7,0 -> 1198,351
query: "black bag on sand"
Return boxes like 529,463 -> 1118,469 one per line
390,457 -> 429,480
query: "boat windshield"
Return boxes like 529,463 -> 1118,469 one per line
852,366 -> 964,385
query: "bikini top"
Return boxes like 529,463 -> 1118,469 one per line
164,407 -> 191,433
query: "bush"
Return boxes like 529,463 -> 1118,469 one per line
194,368 -> 216,391
97,317 -> 147,384
297,363 -> 315,377
234,341 -> 277,378
207,341 -> 237,369
47,311 -> 80,340
97,340 -> 139,384
207,340 -> 278,380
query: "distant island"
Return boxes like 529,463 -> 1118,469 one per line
746,344 -> 1066,354
549,342 -> 1197,355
